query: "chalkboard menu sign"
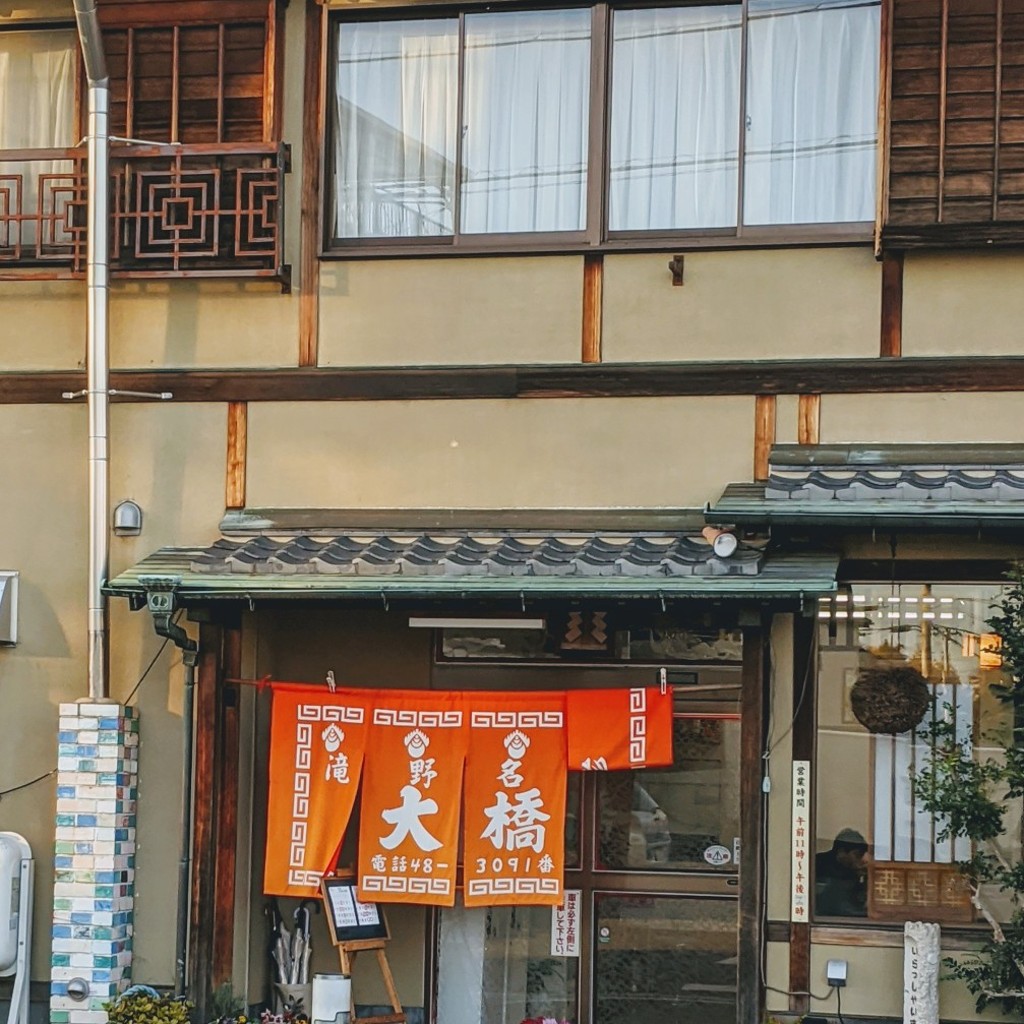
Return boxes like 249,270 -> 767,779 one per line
320,877 -> 389,945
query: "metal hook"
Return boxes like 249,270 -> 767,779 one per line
381,591 -> 389,611
659,591 -> 666,613
520,591 -> 526,613
325,670 -> 336,693
659,667 -> 668,695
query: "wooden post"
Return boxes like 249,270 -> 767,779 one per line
582,254 -> 604,363
738,619 -> 768,1024
299,0 -> 326,367
880,251 -> 904,358
797,394 -> 821,446
336,941 -> 406,1024
225,401 -> 248,510
754,395 -> 777,482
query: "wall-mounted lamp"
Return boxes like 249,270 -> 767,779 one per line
113,499 -> 143,537
701,525 -> 738,558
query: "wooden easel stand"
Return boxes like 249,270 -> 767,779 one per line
337,938 -> 406,1024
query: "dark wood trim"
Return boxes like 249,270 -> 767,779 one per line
225,401 -> 248,511
582,254 -> 603,363
190,623 -> 224,1015
797,394 -> 820,446
754,395 -> 776,482
739,620 -> 768,1024
880,251 -> 903,358
13,356 -> 1024,404
298,0 -> 324,366
874,0 -> 893,255
213,621 -> 243,986
788,612 -> 817,1014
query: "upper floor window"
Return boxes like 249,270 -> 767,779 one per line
328,0 -> 880,251
0,28 -> 76,151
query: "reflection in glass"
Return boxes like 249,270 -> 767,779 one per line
461,9 -> 590,234
743,0 -> 879,224
609,6 -> 741,231
598,717 -> 741,871
333,19 -> 458,238
594,895 -> 737,1024
815,583 -> 1021,921
437,903 -> 579,1024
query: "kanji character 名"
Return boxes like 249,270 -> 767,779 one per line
370,853 -> 386,872
481,787 -> 550,853
380,784 -> 442,851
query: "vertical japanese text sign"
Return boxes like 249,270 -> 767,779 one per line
791,759 -> 811,921
264,687 -> 369,898
463,693 -> 567,906
358,691 -> 466,905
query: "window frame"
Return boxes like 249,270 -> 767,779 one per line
811,577 -> 1014,930
322,0 -> 880,257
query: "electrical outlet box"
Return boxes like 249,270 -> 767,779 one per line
0,572 -> 18,646
826,959 -> 848,987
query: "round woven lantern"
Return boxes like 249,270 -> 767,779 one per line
849,665 -> 931,734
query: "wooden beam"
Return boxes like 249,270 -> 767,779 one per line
10,357 -> 1024,404
212,620 -> 243,986
788,613 -> 817,1015
191,623 -> 223,1016
582,254 -> 603,364
738,620 -> 768,1024
225,401 -> 248,510
754,395 -> 777,482
797,394 -> 821,445
880,252 -> 904,357
298,0 -> 325,367
874,0 -> 894,255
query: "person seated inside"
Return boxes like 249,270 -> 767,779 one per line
815,828 -> 870,917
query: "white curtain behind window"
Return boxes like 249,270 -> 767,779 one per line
744,0 -> 880,225
0,30 -> 76,253
333,19 -> 458,239
460,9 -> 590,235
609,6 -> 742,232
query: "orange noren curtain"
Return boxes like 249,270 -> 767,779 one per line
463,692 -> 567,907
357,691 -> 466,906
566,686 -> 674,771
264,687 -> 369,898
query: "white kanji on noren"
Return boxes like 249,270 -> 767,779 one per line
380,784 -> 442,852
481,787 -> 550,852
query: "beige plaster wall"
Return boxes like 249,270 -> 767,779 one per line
318,257 -> 583,366
602,247 -> 880,363
903,251 -> 1024,357
821,393 -> 1024,445
0,405 -> 87,977
0,401 -> 226,983
0,281 -> 85,371
106,403 -> 228,980
246,396 -> 753,509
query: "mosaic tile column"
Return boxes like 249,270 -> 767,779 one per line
51,702 -> 139,1024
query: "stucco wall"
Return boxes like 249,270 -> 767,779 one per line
602,247 -> 881,362
903,251 -> 1024,357
317,257 -> 583,367
245,396 -> 754,510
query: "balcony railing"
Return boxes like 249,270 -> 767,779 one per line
0,142 -> 289,288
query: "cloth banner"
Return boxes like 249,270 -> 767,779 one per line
463,692 -> 567,906
357,691 -> 466,906
264,686 -> 369,898
566,686 -> 674,771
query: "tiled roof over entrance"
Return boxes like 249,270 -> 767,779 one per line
709,445 -> 1024,529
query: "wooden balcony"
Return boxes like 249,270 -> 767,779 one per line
0,142 -> 290,288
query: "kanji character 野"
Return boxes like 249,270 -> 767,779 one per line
381,784 -> 442,852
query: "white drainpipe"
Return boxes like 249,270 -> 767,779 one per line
73,0 -> 110,701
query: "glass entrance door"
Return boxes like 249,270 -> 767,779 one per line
434,671 -> 743,1024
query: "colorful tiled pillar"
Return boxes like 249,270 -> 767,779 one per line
51,702 -> 139,1024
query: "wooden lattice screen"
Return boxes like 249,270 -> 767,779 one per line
97,0 -> 282,145
882,0 -> 1024,248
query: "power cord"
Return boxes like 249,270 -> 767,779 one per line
0,620 -> 180,800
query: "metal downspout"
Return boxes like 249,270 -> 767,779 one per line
73,0 -> 110,701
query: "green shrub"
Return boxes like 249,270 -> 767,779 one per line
104,990 -> 194,1024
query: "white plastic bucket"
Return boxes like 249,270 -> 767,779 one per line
311,973 -> 351,1024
